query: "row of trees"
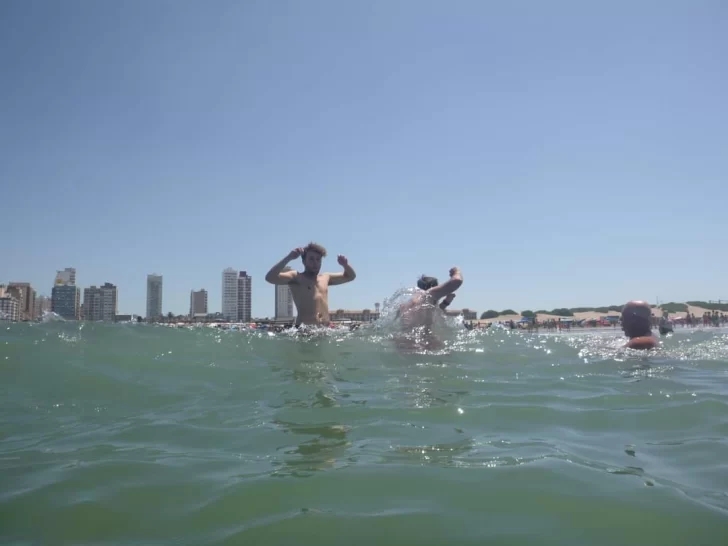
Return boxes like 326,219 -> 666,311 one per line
478,301 -> 728,321
479,308 -> 575,320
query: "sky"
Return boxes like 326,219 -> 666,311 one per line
1,0 -> 727,317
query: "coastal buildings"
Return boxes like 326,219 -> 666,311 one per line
222,268 -> 238,321
329,309 -> 380,322
51,266 -> 80,320
274,267 -> 294,320
34,295 -> 51,318
83,283 -> 118,321
6,282 -> 35,320
221,268 -> 252,322
190,289 -> 208,317
238,271 -> 252,323
51,284 -> 81,320
114,314 -> 141,322
0,285 -> 20,321
146,274 -> 163,319
55,268 -> 76,286
444,309 -> 478,320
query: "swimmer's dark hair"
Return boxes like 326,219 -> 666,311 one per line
417,275 -> 438,290
302,242 -> 327,261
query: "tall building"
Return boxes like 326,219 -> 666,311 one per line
221,268 -> 252,322
222,268 -> 238,321
237,271 -> 252,322
34,295 -> 52,318
146,274 -> 163,319
6,282 -> 35,320
55,267 -> 76,286
274,267 -> 294,319
83,283 -> 118,321
52,284 -> 81,320
190,289 -> 208,317
0,285 -> 20,321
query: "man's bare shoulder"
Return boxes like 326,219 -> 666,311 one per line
626,336 -> 658,350
286,271 -> 301,284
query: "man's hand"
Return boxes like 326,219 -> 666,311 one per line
287,248 -> 304,261
329,255 -> 356,285
266,249 -> 303,285
449,267 -> 461,278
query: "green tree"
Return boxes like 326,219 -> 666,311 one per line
481,310 -> 499,319
501,309 -> 517,315
550,308 -> 574,316
661,302 -> 688,313
521,310 -> 535,318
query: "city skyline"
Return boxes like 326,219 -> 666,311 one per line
2,260 -> 727,320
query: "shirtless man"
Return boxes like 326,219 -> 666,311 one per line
397,267 -> 463,331
264,242 -> 356,326
621,300 -> 658,350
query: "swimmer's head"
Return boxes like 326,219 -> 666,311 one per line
302,242 -> 327,274
417,275 -> 438,290
621,300 -> 653,338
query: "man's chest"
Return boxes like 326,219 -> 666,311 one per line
291,276 -> 328,296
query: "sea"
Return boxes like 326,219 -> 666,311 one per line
2,316 -> 728,545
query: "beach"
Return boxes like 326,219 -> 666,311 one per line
1,321 -> 727,545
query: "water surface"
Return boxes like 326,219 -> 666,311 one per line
1,322 -> 727,545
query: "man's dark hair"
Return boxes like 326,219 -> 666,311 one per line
302,242 -> 327,261
621,304 -> 652,338
417,275 -> 438,290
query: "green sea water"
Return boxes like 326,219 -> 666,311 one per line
1,321 -> 728,545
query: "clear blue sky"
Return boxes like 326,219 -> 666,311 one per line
2,1 -> 726,317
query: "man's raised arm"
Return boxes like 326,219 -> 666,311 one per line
428,267 -> 463,301
265,249 -> 301,285
328,255 -> 356,286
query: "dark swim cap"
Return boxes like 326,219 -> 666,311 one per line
417,275 -> 438,290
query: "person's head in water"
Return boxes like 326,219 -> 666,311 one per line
301,242 -> 327,275
621,300 -> 653,338
417,275 -> 438,291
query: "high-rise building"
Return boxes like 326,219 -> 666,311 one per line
274,267 -> 294,320
6,282 -> 35,321
221,269 -> 252,322
146,274 -> 163,319
83,283 -> 118,321
190,289 -> 208,317
222,268 -> 238,321
55,267 -> 76,286
52,284 -> 81,320
237,271 -> 252,322
34,295 -> 52,318
0,285 -> 20,321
